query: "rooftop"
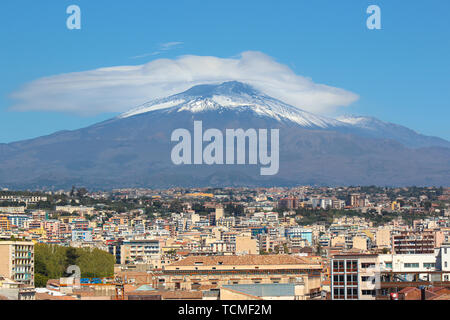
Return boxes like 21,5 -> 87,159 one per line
166,254 -> 320,267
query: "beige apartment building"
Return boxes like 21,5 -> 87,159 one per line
0,241 -> 35,287
235,235 -> 258,255
120,239 -> 161,267
157,254 -> 323,299
376,228 -> 391,248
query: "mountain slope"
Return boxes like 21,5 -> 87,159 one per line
337,115 -> 450,148
0,81 -> 449,189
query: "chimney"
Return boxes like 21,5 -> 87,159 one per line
420,287 -> 426,300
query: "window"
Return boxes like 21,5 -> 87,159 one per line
362,290 -> 376,296
333,260 -> 345,272
404,263 -> 419,268
347,288 -> 358,299
333,275 -> 344,285
347,274 -> 357,284
385,262 -> 392,269
346,260 -> 357,271
333,261 -> 339,269
423,263 -> 436,269
361,263 -> 375,269
333,288 -> 345,299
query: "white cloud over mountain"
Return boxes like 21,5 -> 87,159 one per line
10,51 -> 359,115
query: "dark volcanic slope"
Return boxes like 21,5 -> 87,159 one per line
0,105 -> 449,189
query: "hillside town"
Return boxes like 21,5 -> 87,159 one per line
1,186 -> 450,300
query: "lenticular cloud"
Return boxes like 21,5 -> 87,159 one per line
10,51 -> 359,115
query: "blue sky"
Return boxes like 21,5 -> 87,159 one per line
0,0 -> 449,143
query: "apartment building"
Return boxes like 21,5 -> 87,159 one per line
0,241 -> 34,287
392,231 -> 436,254
376,228 -> 391,248
285,227 -> 312,245
0,215 -> 10,231
120,239 -> 161,266
330,254 -> 378,300
8,214 -> 31,228
331,246 -> 450,300
278,197 -> 299,210
159,254 -> 322,299
71,229 -> 93,242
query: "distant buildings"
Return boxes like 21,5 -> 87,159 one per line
1,186 -> 450,300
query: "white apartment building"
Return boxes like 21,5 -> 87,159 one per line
331,245 -> 450,300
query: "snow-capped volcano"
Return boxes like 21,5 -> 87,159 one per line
120,81 -> 345,128
117,81 -> 450,149
0,81 -> 449,189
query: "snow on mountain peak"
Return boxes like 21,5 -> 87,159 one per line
119,81 -> 344,128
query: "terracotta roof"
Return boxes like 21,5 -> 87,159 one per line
428,287 -> 450,294
429,293 -> 450,300
166,254 -> 320,267
127,290 -> 202,300
123,284 -> 138,293
399,287 -> 418,294
46,279 -> 60,287
36,293 -> 77,300
161,291 -> 202,299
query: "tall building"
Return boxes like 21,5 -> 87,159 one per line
107,239 -> 123,264
392,231 -> 435,254
375,228 -> 391,248
0,215 -> 10,231
330,254 -> 379,300
0,241 -> 34,287
278,197 -> 299,210
215,207 -> 224,220
346,194 -> 360,207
